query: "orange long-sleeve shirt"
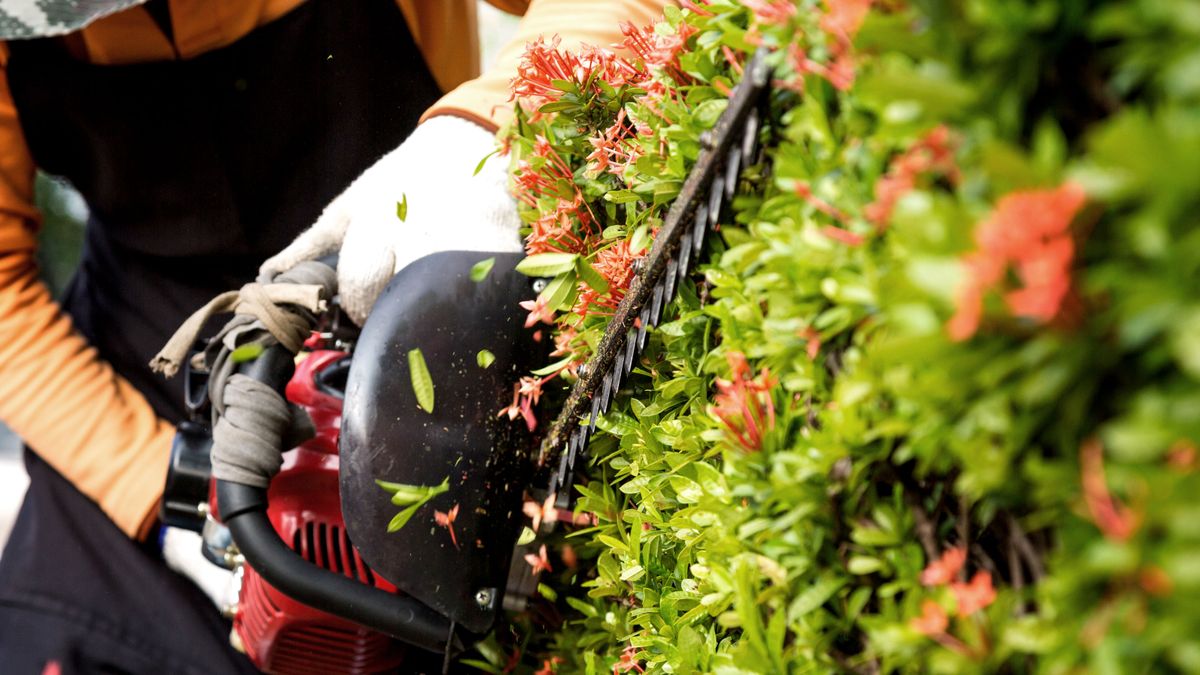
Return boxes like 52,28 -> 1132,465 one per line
0,0 -> 669,538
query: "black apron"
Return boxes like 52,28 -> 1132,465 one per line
0,0 -> 442,671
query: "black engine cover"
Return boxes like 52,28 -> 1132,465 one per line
339,251 -> 543,634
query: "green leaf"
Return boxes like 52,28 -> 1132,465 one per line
539,271 -> 578,311
387,501 -> 424,532
408,348 -> 435,413
576,258 -> 610,293
629,224 -> 652,255
396,193 -> 407,222
230,342 -> 264,364
470,257 -> 496,282
531,355 -> 574,376
473,149 -> 499,177
515,252 -> 579,277
517,526 -> 536,545
476,349 -> 496,369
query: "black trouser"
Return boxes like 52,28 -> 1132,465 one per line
0,450 -> 260,674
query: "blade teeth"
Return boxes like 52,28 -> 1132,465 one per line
679,232 -> 693,279
623,329 -> 636,374
693,204 -> 708,258
589,395 -> 601,433
708,177 -> 724,225
611,358 -> 623,395
600,372 -> 613,412
563,434 -> 575,476
637,307 -> 651,352
724,145 -> 742,200
664,258 -> 678,307
650,282 -> 666,327
570,427 -> 587,471
742,109 -> 760,162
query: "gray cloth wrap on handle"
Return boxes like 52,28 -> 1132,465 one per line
210,374 -> 294,488
153,260 -> 337,487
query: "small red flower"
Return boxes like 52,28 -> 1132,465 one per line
711,351 -> 777,452
523,494 -> 559,531
434,504 -> 460,549
525,544 -> 553,575
535,656 -> 565,675
821,225 -> 865,246
520,296 -> 556,328
1080,437 -> 1140,541
612,644 -> 645,674
910,599 -> 948,637
743,0 -> 797,26
950,571 -> 996,617
920,547 -> 967,586
865,125 -> 960,228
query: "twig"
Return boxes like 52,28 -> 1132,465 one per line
1007,516 -> 1027,616
908,496 -> 940,562
1008,514 -> 1045,582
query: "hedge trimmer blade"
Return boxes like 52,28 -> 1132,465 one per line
540,48 -> 774,499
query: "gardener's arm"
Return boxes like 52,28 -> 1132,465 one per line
0,47 -> 173,539
426,0 -> 673,130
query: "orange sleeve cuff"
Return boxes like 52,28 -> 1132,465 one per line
422,0 -> 674,130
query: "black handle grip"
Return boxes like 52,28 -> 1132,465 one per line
217,481 -> 458,653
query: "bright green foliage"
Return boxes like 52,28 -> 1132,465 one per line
486,1 -> 1200,673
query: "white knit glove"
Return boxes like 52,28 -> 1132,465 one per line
161,526 -> 237,612
260,116 -> 523,325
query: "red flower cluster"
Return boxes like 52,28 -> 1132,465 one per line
911,547 -> 996,658
572,240 -> 646,319
587,109 -> 645,179
864,125 -> 959,227
620,20 -> 695,85
780,0 -> 872,92
512,36 -> 645,108
711,351 -> 777,452
947,182 -> 1086,341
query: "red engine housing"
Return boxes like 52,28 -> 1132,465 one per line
221,350 -> 407,674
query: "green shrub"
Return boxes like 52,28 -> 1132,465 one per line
480,1 -> 1200,672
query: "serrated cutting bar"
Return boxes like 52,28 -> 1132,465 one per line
540,48 -> 773,488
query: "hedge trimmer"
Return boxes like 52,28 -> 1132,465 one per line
539,48 -> 772,503
154,48 -> 774,674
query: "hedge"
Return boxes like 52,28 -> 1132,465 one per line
469,1 -> 1200,672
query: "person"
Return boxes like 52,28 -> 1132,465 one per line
0,0 -> 667,671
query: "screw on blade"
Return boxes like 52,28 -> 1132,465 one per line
678,231 -> 693,281
650,281 -> 666,327
588,395 -> 601,433
624,328 -> 637,374
637,306 -> 651,352
664,257 -> 678,307
600,372 -> 613,413
708,176 -> 724,225
742,109 -> 760,162
724,145 -> 742,200
693,203 -> 709,258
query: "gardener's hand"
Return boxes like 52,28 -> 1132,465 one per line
259,116 -> 523,325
